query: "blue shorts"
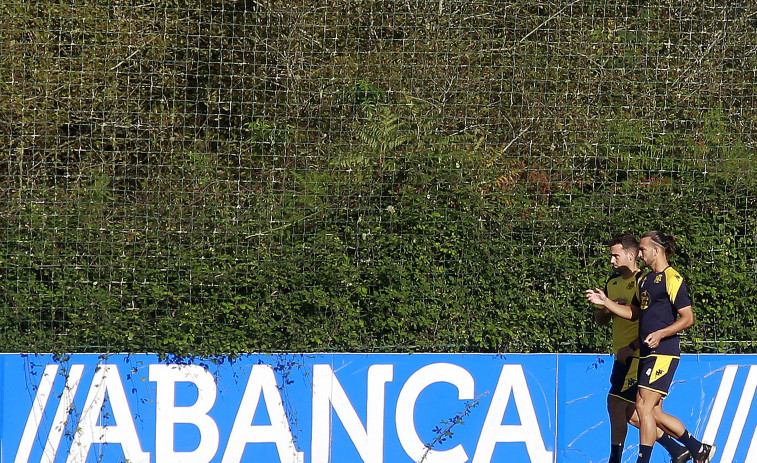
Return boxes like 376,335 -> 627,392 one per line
609,357 -> 639,403
637,354 -> 680,397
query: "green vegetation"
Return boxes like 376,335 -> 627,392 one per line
1,0 -> 755,355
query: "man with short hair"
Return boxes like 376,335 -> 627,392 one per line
592,233 -> 689,463
587,230 -> 716,463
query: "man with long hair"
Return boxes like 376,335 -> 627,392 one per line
587,231 -> 716,463
592,233 -> 689,463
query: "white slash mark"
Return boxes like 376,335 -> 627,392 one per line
719,365 -> 757,463
15,365 -> 59,463
14,364 -> 86,463
702,364 -> 738,445
745,368 -> 757,463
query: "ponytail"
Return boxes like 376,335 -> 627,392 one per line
642,230 -> 675,258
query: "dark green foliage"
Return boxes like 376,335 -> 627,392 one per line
1,0 -> 755,354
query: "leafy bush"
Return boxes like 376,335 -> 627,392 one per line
1,0 -> 755,354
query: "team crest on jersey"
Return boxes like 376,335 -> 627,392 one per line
627,281 -> 635,290
654,274 -> 663,284
640,291 -> 650,310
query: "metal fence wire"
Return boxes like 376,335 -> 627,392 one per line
1,0 -> 756,353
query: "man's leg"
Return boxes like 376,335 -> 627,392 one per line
635,388 -> 662,463
636,355 -> 706,462
627,408 -> 686,462
609,395 -> 630,444
607,357 -> 638,463
649,400 -> 685,438
608,395 -> 629,463
626,405 -> 687,460
652,403 -> 716,462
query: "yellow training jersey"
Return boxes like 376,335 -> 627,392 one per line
605,270 -> 643,354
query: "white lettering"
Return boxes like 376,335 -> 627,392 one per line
149,364 -> 220,462
66,364 -> 149,463
311,364 -> 394,463
43,364 -> 85,462
396,363 -> 474,463
13,357 -> 563,463
222,364 -> 304,463
472,364 -> 553,463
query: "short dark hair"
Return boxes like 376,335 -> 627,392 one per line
642,230 -> 676,258
609,233 -> 639,252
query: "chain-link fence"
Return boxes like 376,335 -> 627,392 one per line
2,1 -> 756,354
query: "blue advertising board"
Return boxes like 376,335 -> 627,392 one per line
1,353 -> 755,462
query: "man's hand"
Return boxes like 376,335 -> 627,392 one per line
586,289 -> 638,321
644,331 -> 663,349
586,288 -> 608,306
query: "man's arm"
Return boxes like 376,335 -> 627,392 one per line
643,305 -> 695,349
586,288 -> 639,321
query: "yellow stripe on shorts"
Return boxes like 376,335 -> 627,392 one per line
621,357 -> 639,392
649,355 -> 675,384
